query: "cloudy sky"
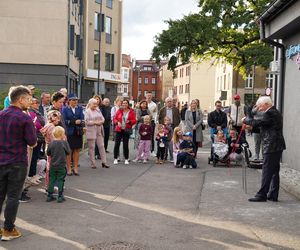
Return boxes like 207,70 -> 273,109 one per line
122,0 -> 199,60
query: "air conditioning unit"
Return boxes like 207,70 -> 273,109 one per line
270,61 -> 280,74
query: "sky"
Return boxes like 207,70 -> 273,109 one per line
122,0 -> 200,60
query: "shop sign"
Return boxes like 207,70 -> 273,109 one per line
286,44 -> 300,59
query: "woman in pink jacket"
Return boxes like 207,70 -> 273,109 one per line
85,98 -> 109,168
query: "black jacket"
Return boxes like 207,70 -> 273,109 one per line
208,110 -> 227,129
244,106 -> 286,154
100,105 -> 111,128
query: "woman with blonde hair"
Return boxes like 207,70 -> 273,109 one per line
185,99 -> 204,157
172,127 -> 183,166
85,98 -> 109,168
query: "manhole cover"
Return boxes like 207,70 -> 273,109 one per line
88,241 -> 146,250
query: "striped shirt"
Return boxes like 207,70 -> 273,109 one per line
0,106 -> 37,167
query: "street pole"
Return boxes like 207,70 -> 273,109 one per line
137,66 -> 140,102
252,63 -> 256,103
97,1 -> 103,95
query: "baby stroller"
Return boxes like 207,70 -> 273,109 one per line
208,136 -> 229,167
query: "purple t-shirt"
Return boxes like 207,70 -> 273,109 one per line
139,124 -> 153,140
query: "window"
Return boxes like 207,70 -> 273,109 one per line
144,77 -> 148,84
151,77 -> 156,84
124,86 -> 128,93
138,77 -> 141,84
143,66 -> 152,71
185,84 -> 190,93
105,53 -> 114,71
152,91 -> 156,97
174,86 -> 177,95
266,73 -> 274,88
245,74 -> 253,88
95,0 -> 102,3
94,12 -> 100,31
174,70 -> 178,78
94,50 -> 99,70
105,16 -> 112,44
123,69 -> 129,80
186,66 -> 190,76
227,73 -> 231,90
138,90 -> 141,97
106,0 -> 113,8
224,75 -> 226,90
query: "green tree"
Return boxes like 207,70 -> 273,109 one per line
152,0 -> 273,76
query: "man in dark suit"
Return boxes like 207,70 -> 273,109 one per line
243,96 -> 286,202
158,97 -> 180,128
101,98 -> 112,153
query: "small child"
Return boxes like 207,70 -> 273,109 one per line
46,126 -> 71,203
163,116 -> 173,162
155,124 -> 168,164
177,132 -> 197,169
133,115 -> 153,163
227,128 -> 245,162
215,130 -> 227,143
172,127 -> 183,167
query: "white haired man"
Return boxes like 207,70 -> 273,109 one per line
242,96 -> 286,202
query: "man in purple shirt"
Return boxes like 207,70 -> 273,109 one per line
0,85 -> 37,241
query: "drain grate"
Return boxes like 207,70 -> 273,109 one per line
88,241 -> 146,250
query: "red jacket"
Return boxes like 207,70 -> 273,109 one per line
114,108 -> 136,132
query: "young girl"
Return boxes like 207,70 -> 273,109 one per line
215,130 -> 227,143
227,128 -> 245,162
172,127 -> 183,167
163,116 -> 173,162
133,115 -> 153,163
155,124 -> 168,164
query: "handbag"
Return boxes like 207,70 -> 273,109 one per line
75,125 -> 84,136
125,127 -> 133,135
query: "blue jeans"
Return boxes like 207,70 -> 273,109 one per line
176,152 -> 197,168
0,164 -> 27,230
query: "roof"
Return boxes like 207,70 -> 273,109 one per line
259,0 -> 297,23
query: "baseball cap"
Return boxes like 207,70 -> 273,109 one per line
233,94 -> 240,100
184,132 -> 193,137
68,93 -> 78,100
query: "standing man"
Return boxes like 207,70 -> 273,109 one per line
0,86 -> 37,241
101,98 -> 112,153
228,94 -> 248,138
158,97 -> 180,128
145,91 -> 158,156
243,96 -> 286,202
39,92 -> 51,123
208,100 -> 228,136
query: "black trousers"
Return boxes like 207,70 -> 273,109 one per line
151,121 -> 156,152
256,151 -> 282,200
114,130 -> 130,159
157,146 -> 166,160
0,164 -> 27,230
104,126 -> 110,151
29,141 -> 43,177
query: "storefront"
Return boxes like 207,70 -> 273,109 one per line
259,0 -> 300,174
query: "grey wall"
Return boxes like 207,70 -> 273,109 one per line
0,63 -> 68,92
282,32 -> 300,171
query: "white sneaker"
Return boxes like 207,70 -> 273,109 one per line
189,165 -> 193,169
132,159 -> 138,163
143,159 -> 147,164
183,165 -> 187,169
113,159 -> 118,165
151,152 -> 157,157
125,160 -> 129,165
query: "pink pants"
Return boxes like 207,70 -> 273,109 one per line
136,140 -> 151,160
88,136 -> 107,167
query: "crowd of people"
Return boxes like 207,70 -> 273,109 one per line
0,85 -> 286,241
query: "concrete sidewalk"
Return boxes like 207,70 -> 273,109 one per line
1,137 -> 300,250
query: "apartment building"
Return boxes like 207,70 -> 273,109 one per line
132,60 -> 165,102
82,0 -> 122,102
118,54 -> 131,98
215,60 -> 274,107
0,0 -> 82,93
173,59 -> 216,112
159,63 -> 174,101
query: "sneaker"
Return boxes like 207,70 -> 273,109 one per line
57,196 -> 65,203
113,159 -> 118,165
132,159 -> 139,163
189,165 -> 193,169
183,165 -> 187,169
156,159 -> 160,164
169,160 -> 174,163
19,192 -> 31,203
1,228 -> 22,241
159,160 -> 163,164
124,160 -> 129,165
46,195 -> 56,202
143,159 -> 148,164
151,152 -> 157,157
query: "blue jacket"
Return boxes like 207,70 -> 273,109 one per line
62,106 -> 85,136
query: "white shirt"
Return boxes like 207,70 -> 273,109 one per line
147,100 -> 157,122
166,107 -> 173,124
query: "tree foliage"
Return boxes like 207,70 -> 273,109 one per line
152,0 -> 274,76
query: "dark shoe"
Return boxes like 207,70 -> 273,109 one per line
67,172 -> 73,176
267,197 -> 278,202
91,166 -> 97,169
46,195 -> 56,202
19,192 -> 31,203
57,196 -> 65,203
102,163 -> 110,168
105,150 -> 110,153
248,196 -> 267,202
73,172 -> 80,176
